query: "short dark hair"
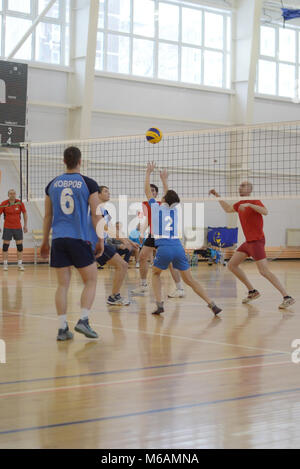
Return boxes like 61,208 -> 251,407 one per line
63,146 -> 81,169
99,185 -> 109,194
164,190 -> 180,206
150,183 -> 158,194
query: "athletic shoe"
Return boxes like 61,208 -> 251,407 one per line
135,262 -> 140,268
131,284 -> 148,295
242,290 -> 261,304
57,325 -> 73,341
278,297 -> 296,309
107,294 -> 130,306
18,265 -> 25,271
3,265 -> 8,271
208,302 -> 222,315
168,289 -> 186,298
74,318 -> 98,339
152,306 -> 164,315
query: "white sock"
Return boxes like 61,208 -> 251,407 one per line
140,279 -> 147,287
18,260 -> 22,265
4,260 -> 8,265
176,282 -> 183,290
81,308 -> 90,320
59,314 -> 67,330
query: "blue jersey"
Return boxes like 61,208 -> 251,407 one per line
88,206 -> 111,251
45,173 -> 99,241
149,198 -> 179,246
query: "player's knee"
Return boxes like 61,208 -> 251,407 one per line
120,259 -> 128,272
258,266 -> 269,277
139,251 -> 148,263
2,243 -> 9,252
152,269 -> 161,277
227,261 -> 235,272
17,243 -> 23,252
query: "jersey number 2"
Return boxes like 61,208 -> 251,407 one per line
165,216 -> 173,231
60,188 -> 74,215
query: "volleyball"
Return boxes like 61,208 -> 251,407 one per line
145,127 -> 162,144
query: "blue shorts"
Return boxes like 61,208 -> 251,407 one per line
154,241 -> 190,271
96,244 -> 117,266
50,238 -> 95,269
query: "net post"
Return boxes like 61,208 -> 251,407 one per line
19,145 -> 23,201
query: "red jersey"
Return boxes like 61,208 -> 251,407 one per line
142,200 -> 161,235
0,199 -> 26,229
233,200 -> 265,242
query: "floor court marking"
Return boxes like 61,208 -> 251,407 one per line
0,360 -> 291,399
0,352 -> 285,386
2,310 -> 290,355
1,384 -> 300,436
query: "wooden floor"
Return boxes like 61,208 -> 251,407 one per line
0,260 -> 299,449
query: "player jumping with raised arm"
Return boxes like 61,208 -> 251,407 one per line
145,162 -> 222,316
209,182 -> 295,309
41,146 -> 104,341
131,179 -> 186,298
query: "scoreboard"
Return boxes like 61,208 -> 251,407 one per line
0,60 -> 28,144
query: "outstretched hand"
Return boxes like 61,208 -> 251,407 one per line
209,189 -> 220,197
238,203 -> 250,211
160,168 -> 168,180
146,161 -> 156,173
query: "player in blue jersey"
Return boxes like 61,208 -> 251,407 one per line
40,146 -> 104,341
145,162 -> 222,316
88,185 -> 138,305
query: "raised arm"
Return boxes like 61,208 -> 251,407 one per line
209,189 -> 235,213
160,169 -> 169,194
144,162 -> 156,200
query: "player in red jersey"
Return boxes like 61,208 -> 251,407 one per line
131,180 -> 185,297
210,181 -> 295,309
0,189 -> 28,271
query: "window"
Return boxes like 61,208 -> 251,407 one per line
258,23 -> 300,99
0,0 -> 70,66
96,0 -> 232,90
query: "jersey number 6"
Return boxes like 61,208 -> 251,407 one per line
60,188 -> 74,215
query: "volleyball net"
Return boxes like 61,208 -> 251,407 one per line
17,120 -> 300,201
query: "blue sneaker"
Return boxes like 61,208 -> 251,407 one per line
74,318 -> 99,339
57,325 -> 73,341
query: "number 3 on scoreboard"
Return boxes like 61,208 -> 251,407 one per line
60,188 -> 74,214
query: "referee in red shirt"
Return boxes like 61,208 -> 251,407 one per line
0,189 -> 28,271
210,181 -> 295,309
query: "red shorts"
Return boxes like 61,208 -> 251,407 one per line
237,238 -> 266,261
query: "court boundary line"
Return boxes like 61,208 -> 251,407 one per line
0,352 -> 285,386
2,310 -> 290,355
1,384 -> 300,436
0,360 -> 291,399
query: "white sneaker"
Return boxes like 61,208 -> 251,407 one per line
278,297 -> 296,309
135,262 -> 140,268
131,284 -> 148,295
107,295 -> 130,306
18,265 -> 25,271
3,264 -> 8,271
168,289 -> 186,298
